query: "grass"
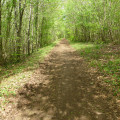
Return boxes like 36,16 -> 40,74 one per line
70,41 -> 120,96
0,40 -> 59,109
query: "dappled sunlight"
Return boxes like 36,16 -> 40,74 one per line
13,39 -> 120,120
0,41 -> 59,110
0,0 -> 120,118
71,42 -> 96,50
71,41 -> 120,96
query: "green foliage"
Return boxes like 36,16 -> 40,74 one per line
0,0 -> 62,64
65,0 -> 120,44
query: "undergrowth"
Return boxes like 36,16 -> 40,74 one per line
71,41 -> 120,96
0,40 -> 59,108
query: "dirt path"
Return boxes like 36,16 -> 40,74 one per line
1,39 -> 120,120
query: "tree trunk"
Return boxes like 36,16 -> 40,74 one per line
16,0 -> 26,61
27,4 -> 32,55
0,0 -> 3,64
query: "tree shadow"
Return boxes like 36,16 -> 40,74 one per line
17,41 -> 120,120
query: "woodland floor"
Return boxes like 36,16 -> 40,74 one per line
1,39 -> 120,120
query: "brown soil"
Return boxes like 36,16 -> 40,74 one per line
1,39 -> 120,120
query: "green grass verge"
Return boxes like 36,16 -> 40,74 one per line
70,41 -> 120,96
0,40 -> 60,108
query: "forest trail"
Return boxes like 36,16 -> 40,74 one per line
2,39 -> 120,120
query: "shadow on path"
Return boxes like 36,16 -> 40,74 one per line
15,39 -> 120,120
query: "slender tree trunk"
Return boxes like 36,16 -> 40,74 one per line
5,5 -> 13,58
27,4 -> 32,55
6,6 -> 13,39
39,17 -> 45,47
0,0 -> 3,64
35,0 -> 39,49
16,0 -> 26,61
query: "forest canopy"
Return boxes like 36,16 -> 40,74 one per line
0,0 -> 120,65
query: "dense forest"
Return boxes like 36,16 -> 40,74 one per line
0,0 -> 120,65
65,0 -> 120,44
0,0 -> 63,64
0,0 -> 120,119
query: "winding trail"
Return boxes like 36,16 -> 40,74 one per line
3,39 -> 120,120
